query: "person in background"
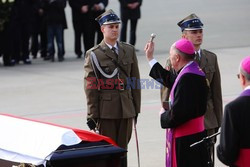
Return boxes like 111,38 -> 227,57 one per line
68,0 -> 93,58
217,56 -> 250,167
119,0 -> 142,50
30,0 -> 47,59
161,13 -> 223,166
84,9 -> 141,167
44,0 -> 67,62
11,0 -> 36,65
0,0 -> 15,66
145,38 -> 209,167
89,0 -> 108,46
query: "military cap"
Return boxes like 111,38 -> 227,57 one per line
177,13 -> 203,31
95,9 -> 121,26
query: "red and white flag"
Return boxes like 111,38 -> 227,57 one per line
0,114 -> 116,166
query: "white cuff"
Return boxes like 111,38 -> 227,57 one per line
149,59 -> 157,68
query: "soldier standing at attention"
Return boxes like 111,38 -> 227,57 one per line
178,14 -> 223,166
161,13 -> 223,166
84,9 -> 141,167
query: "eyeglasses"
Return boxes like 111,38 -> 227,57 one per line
237,74 -> 240,79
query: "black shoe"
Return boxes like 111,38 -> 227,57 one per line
58,57 -> 64,62
41,54 -> 46,58
4,59 -> 15,66
77,54 -> 82,58
44,56 -> 51,61
32,54 -> 37,59
23,59 -> 32,64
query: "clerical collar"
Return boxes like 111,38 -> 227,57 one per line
245,85 -> 250,90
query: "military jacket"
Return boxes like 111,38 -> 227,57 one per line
84,40 -> 141,119
199,49 -> 222,129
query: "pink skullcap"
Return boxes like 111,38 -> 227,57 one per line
175,39 -> 195,55
240,56 -> 250,74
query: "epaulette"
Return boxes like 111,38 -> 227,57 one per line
202,49 -> 216,56
120,41 -> 133,47
86,45 -> 101,55
89,44 -> 100,52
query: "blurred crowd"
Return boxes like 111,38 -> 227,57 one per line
0,0 -> 142,66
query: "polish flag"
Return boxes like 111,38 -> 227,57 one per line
0,114 -> 116,166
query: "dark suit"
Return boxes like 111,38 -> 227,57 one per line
0,0 -> 15,66
150,62 -> 209,167
217,89 -> 250,166
11,0 -> 36,63
30,0 -> 47,58
84,40 -> 141,149
119,0 -> 142,46
69,0 -> 93,57
89,0 -> 108,46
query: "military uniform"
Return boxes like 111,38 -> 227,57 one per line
198,49 -> 222,131
161,14 -> 223,166
84,10 -> 141,150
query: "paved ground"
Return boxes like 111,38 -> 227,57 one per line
1,0 -> 250,166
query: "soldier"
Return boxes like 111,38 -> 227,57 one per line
84,9 -> 141,167
161,14 -> 223,166
178,14 -> 223,166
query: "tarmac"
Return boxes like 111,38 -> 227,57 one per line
1,0 -> 250,166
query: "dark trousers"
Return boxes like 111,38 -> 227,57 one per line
47,24 -> 64,59
205,128 -> 218,167
31,28 -> 47,58
89,20 -> 103,46
72,21 -> 92,57
12,23 -> 32,62
120,18 -> 138,46
0,27 -> 13,65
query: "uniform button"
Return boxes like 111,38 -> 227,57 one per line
105,67 -> 110,73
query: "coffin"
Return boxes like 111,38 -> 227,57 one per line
0,114 -> 126,167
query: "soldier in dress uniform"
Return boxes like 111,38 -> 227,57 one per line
83,9 -> 141,167
161,13 -> 223,166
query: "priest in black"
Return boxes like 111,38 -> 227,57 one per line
145,39 -> 209,167
217,56 -> 250,166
